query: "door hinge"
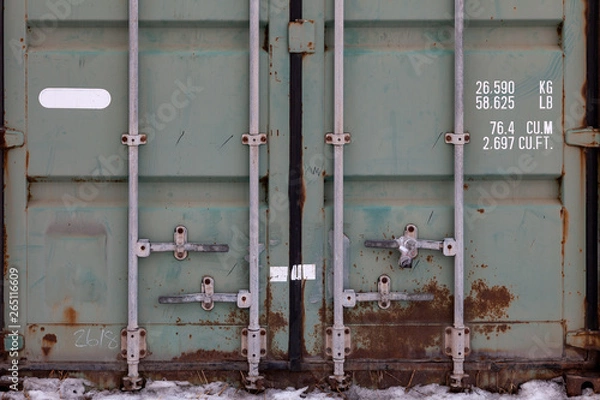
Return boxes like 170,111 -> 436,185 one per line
288,20 -> 315,54
3,129 -> 24,149
565,127 -> 600,147
566,329 -> 600,350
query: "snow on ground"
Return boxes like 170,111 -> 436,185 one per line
1,378 -> 600,400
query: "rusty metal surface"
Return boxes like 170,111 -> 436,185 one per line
565,374 -> 600,396
1,361 -> 592,393
1,0 -> 593,390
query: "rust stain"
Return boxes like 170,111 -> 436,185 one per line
474,323 -> 511,340
477,209 -> 485,214
345,279 -> 453,324
463,183 -> 469,190
268,311 -> 287,333
196,307 -> 248,326
172,349 -> 242,362
299,177 -> 306,211
426,255 -> 433,263
260,174 -> 269,201
464,279 -> 514,321
480,264 -> 488,269
42,333 -> 57,356
3,224 -> 8,274
346,277 -> 514,325
262,24 -> 269,52
63,307 -> 78,324
350,325 -> 441,360
561,207 -> 569,245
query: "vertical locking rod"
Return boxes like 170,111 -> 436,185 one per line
123,0 -> 143,391
245,0 -> 264,390
450,0 -> 469,389
330,0 -> 350,388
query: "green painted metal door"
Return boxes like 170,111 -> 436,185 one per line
6,1 -> 274,366
2,0 -> 590,385
288,0 -> 587,372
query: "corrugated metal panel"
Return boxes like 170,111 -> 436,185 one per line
2,0 -> 592,391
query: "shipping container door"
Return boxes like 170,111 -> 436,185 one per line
297,0 -> 587,376
2,0 -> 590,386
4,1 -> 279,369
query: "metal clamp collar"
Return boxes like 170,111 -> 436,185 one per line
121,133 -> 147,146
242,133 -> 267,146
445,133 -> 470,145
325,132 -> 351,145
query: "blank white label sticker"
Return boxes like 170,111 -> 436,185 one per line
269,267 -> 289,282
291,264 -> 316,280
39,88 -> 112,110
269,264 -> 316,282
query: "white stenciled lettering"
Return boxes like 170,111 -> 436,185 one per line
518,136 -> 552,150
539,80 -> 553,94
539,81 -> 553,110
526,121 -> 553,135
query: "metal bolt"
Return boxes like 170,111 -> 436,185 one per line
122,331 -> 127,337
242,136 -> 248,144
465,134 -> 470,141
140,350 -> 146,356
177,252 -> 184,259
445,347 -> 452,354
407,225 -> 415,233
140,245 -> 146,251
121,136 -> 127,143
344,347 -> 351,354
260,136 -> 267,143
445,328 -> 452,335
381,277 -> 388,284
177,227 -> 184,234
204,278 -> 211,285
140,330 -> 146,337
260,330 -> 266,336
260,349 -> 266,355
344,328 -> 350,335
241,296 -> 247,302
344,134 -> 351,142
242,349 -> 248,355
326,347 -> 332,354
326,328 -> 332,335
447,244 -> 453,250
242,330 -> 248,336
381,302 -> 388,308
445,134 -> 452,142
140,135 -> 147,143
465,347 -> 470,353
121,350 -> 127,356
464,328 -> 470,334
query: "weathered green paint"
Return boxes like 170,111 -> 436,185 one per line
3,0 -> 589,383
